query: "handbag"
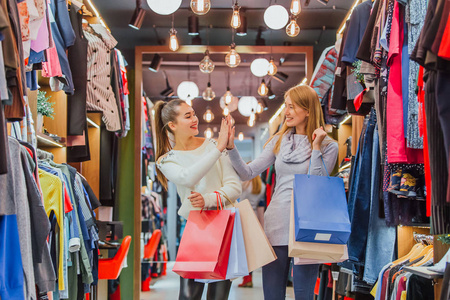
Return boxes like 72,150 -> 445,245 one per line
293,157 -> 351,244
289,194 -> 348,260
173,193 -> 235,279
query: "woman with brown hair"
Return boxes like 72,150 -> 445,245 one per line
223,85 -> 339,300
154,99 -> 242,300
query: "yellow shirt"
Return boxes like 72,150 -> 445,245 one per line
38,169 -> 65,291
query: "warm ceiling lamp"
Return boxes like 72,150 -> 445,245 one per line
256,102 -> 264,114
290,0 -> 301,16
268,57 -> 277,76
199,50 -> 215,73
264,5 -> 289,30
223,105 -> 230,116
286,17 -> 300,37
236,15 -> 247,36
247,112 -> 256,127
190,0 -> 211,15
225,43 -> 241,68
169,28 -> 179,51
251,58 -> 270,77
204,127 -> 213,138
202,81 -> 215,101
223,88 -> 233,105
203,107 -> 214,123
147,0 -> 182,15
177,81 -> 199,103
129,0 -> 146,30
188,15 -> 199,36
238,132 -> 244,141
230,2 -> 241,29
148,54 -> 162,72
258,79 -> 268,96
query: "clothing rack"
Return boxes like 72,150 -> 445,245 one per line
413,233 -> 434,246
37,148 -> 54,161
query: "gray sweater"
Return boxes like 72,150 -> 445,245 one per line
229,130 -> 338,246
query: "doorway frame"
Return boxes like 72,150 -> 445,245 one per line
132,45 -> 313,299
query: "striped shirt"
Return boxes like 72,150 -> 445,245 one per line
84,24 -> 121,132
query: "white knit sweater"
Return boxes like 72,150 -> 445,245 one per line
156,139 -> 242,219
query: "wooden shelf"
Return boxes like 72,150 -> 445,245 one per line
37,132 -> 66,148
87,112 -> 102,128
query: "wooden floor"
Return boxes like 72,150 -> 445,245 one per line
141,262 -> 295,300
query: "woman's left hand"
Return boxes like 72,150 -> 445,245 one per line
312,127 -> 327,150
188,191 -> 205,208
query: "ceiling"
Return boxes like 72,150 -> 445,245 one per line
93,0 -> 353,136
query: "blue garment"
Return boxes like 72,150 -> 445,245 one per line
49,0 -> 76,95
363,126 -> 396,284
29,49 -> 46,64
0,215 -> 25,300
26,70 -> 38,90
342,1 -> 372,64
401,16 -> 409,137
262,246 -> 319,300
347,109 -> 377,264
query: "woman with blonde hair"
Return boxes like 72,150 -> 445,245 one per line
223,85 -> 338,299
154,99 -> 242,300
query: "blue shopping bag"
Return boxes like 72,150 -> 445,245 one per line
196,208 -> 249,283
293,158 -> 351,244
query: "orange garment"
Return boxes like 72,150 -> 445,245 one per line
38,169 -> 65,291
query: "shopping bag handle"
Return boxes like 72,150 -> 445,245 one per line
217,192 -> 236,207
307,156 -> 330,178
200,191 -> 224,213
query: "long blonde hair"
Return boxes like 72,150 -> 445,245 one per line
265,85 -> 326,153
243,175 -> 263,195
154,99 -> 185,190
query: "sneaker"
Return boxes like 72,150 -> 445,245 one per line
388,168 -> 403,193
397,173 -> 417,198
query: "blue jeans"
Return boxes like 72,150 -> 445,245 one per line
347,110 -> 377,264
262,246 -> 319,300
363,126 -> 396,284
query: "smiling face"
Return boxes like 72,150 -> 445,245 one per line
168,102 -> 199,137
284,95 -> 309,129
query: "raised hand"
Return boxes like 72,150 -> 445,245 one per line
216,118 -> 229,152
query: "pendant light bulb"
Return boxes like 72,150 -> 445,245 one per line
238,132 -> 244,141
224,88 -> 233,105
223,106 -> 230,116
286,18 -> 300,37
190,0 -> 211,15
225,44 -> 241,68
258,79 -> 268,96
202,82 -> 216,101
268,57 -> 277,76
290,0 -> 301,16
256,102 -> 264,114
204,127 -> 213,138
203,107 -> 215,123
199,50 -> 215,73
169,28 -> 179,51
230,4 -> 241,29
247,115 -> 255,127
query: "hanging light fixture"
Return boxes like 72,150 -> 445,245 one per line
238,132 -> 244,141
268,57 -> 277,76
248,111 -> 256,127
129,0 -> 146,30
236,14 -> 247,36
223,105 -> 230,116
190,0 -> 211,15
199,50 -> 215,73
258,79 -> 268,96
188,15 -> 199,35
169,15 -> 179,51
225,43 -> 241,68
230,1 -> 241,29
202,78 -> 216,101
147,0 -> 182,15
148,54 -> 163,72
256,102 -> 264,114
264,5 -> 289,30
224,89 -> 233,105
251,58 -> 270,77
204,127 -> 214,138
286,16 -> 300,37
238,96 -> 258,117
203,107 -> 215,123
290,0 -> 301,16
177,81 -> 199,102
267,81 -> 276,99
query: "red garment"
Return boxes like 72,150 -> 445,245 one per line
386,2 -> 423,164
63,183 -> 73,213
418,66 -> 432,216
438,13 -> 450,60
380,268 -> 390,300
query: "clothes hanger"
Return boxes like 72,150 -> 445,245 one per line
392,243 -> 423,265
409,245 -> 434,263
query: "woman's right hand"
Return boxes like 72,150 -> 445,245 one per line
226,115 -> 235,150
216,118 -> 229,152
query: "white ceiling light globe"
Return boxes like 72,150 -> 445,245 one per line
264,5 -> 289,30
238,96 -> 259,117
177,81 -> 199,101
147,0 -> 182,15
219,96 -> 239,112
251,58 -> 270,77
